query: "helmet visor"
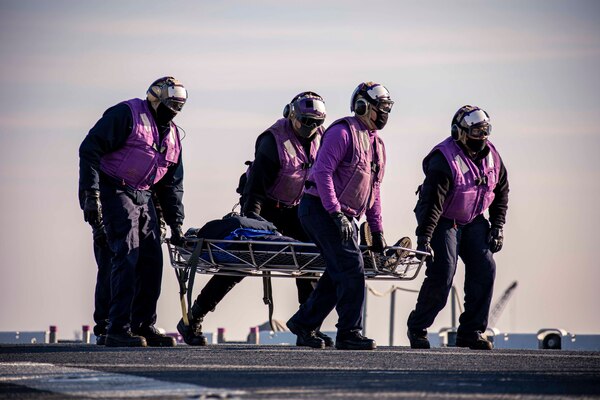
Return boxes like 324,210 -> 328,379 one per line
462,109 -> 489,127
295,97 -> 326,119
163,85 -> 187,112
365,85 -> 394,113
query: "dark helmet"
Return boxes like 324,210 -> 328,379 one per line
147,76 -> 188,113
283,92 -> 326,137
350,82 -> 394,116
283,91 -> 326,121
451,105 -> 492,140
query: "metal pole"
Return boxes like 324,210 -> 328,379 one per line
389,288 -> 396,346
362,284 -> 368,337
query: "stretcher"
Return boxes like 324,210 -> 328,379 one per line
167,234 -> 428,328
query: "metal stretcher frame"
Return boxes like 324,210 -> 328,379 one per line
167,238 -> 428,326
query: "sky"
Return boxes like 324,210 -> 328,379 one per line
0,0 -> 599,345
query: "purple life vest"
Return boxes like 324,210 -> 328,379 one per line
429,137 -> 501,225
100,98 -> 181,190
264,118 -> 323,206
306,116 -> 386,217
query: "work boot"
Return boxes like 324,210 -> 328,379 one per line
177,318 -> 208,346
456,332 -> 493,350
96,334 -> 106,346
316,330 -> 334,347
286,319 -> 325,349
335,330 -> 376,350
407,329 -> 430,349
132,326 -> 176,347
105,331 -> 147,347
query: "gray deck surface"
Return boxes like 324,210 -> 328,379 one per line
1,344 -> 599,399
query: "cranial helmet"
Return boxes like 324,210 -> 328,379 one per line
283,91 -> 326,135
147,76 -> 188,113
451,105 -> 492,141
283,91 -> 326,120
350,82 -> 394,116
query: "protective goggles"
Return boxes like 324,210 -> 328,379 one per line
298,116 -> 325,128
366,85 -> 394,113
467,123 -> 492,138
374,99 -> 394,113
461,109 -> 491,138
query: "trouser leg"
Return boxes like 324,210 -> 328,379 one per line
295,279 -> 315,305
262,205 -> 318,306
130,200 -> 164,330
103,190 -> 140,334
407,218 -> 459,332
292,196 -> 365,333
192,275 -> 245,319
93,236 -> 113,336
457,217 -> 496,336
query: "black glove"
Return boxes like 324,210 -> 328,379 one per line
370,231 -> 387,254
170,224 -> 185,247
83,190 -> 102,227
487,226 -> 504,253
416,236 -> 434,262
330,212 -> 353,242
92,223 -> 108,249
158,216 -> 167,244
245,211 -> 268,223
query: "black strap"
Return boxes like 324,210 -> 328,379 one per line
262,273 -> 275,331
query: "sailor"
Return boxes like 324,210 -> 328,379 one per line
407,105 -> 509,350
79,76 -> 188,347
177,92 -> 328,346
286,82 -> 393,350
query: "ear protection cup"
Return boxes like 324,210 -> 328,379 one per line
354,98 -> 368,116
283,104 -> 291,118
451,124 -> 462,141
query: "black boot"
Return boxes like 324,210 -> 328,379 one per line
335,330 -> 376,350
177,318 -> 208,346
286,319 -> 325,349
105,331 -> 147,347
96,334 -> 106,346
456,332 -> 493,350
315,330 -> 334,347
407,329 -> 430,349
132,326 -> 176,347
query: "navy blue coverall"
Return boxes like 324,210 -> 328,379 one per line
407,144 -> 509,338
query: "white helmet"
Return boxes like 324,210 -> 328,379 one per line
147,76 -> 187,113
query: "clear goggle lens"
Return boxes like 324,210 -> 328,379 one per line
468,123 -> 492,138
298,116 -> 324,128
164,98 -> 186,112
376,100 -> 394,113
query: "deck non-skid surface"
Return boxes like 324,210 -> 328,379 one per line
1,344 -> 599,399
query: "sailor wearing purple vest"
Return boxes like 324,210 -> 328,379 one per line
286,82 -> 393,350
79,77 -> 188,348
407,105 -> 509,350
176,92 -> 330,346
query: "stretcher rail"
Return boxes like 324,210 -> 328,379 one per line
167,238 -> 427,281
